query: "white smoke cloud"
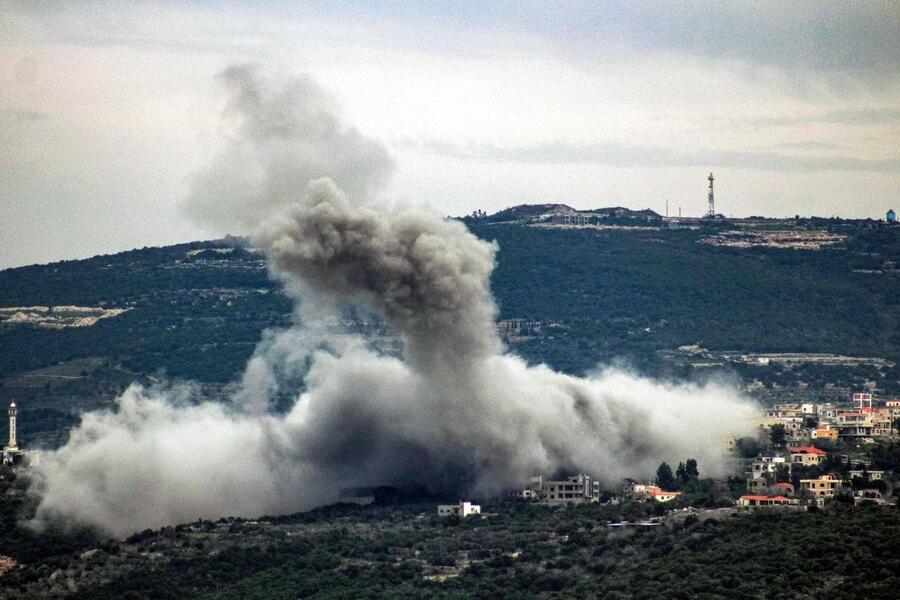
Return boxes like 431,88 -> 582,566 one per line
181,64 -> 395,234
29,66 -> 759,538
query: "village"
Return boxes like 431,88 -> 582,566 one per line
438,391 -> 900,519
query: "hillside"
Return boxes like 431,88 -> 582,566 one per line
2,487 -> 899,599
0,215 -> 898,448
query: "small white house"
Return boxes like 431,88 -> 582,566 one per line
437,501 -> 481,517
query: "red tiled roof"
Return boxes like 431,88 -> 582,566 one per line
774,483 -> 794,489
741,495 -> 792,502
790,446 -> 827,456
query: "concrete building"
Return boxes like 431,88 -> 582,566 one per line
836,411 -> 892,439
811,426 -> 838,441
852,392 -> 873,411
849,469 -> 884,482
800,474 -> 843,499
854,490 -> 888,505
540,474 -> 602,506
437,501 -> 481,518
746,455 -> 791,493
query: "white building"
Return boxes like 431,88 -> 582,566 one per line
437,501 -> 481,518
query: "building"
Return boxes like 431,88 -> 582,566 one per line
625,482 -> 680,503
511,474 -> 603,505
737,495 -> 799,508
852,392 -> 873,411
790,446 -> 827,466
540,474 -> 602,506
746,455 -> 791,493
800,474 -> 843,498
723,437 -> 738,455
773,482 -> 795,495
758,416 -> 806,443
766,403 -> 815,419
836,410 -> 892,439
551,213 -> 590,226
849,469 -> 884,482
887,209 -> 896,222
647,486 -> 681,503
854,490 -> 888,505
437,501 -> 481,518
811,426 -> 838,441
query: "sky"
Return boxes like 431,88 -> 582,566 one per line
1,1 -> 899,268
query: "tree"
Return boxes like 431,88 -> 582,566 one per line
656,462 -> 675,491
684,459 -> 699,481
775,464 -> 791,484
769,424 -> 787,447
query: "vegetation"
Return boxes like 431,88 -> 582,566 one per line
2,493 -> 899,599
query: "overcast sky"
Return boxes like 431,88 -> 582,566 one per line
2,1 -> 899,268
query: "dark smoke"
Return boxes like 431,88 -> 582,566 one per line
29,67 -> 757,538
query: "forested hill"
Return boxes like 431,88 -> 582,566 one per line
0,217 -> 898,446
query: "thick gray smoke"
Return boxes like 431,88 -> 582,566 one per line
30,67 -> 758,538
182,64 -> 395,234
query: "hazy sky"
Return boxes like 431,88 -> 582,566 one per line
2,1 -> 899,268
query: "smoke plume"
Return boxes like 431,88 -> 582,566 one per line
182,64 -> 395,234
30,67 -> 758,538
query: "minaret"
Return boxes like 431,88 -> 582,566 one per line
707,172 -> 715,217
7,403 -> 17,450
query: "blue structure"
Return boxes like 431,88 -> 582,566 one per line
888,209 -> 896,222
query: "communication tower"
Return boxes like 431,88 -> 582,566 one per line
706,172 -> 715,218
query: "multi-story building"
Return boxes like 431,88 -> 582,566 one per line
800,474 -> 843,498
746,455 -> 791,493
836,410 -> 892,439
513,474 -> 604,506
540,474 -> 602,506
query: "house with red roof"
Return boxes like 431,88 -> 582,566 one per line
790,445 -> 827,466
737,495 -> 800,508
773,482 -> 794,495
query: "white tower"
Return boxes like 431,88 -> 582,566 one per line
706,172 -> 715,217
7,403 -> 17,450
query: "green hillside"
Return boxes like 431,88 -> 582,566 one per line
0,217 -> 898,448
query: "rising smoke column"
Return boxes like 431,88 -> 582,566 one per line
29,66 -> 758,538
182,64 -> 395,234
